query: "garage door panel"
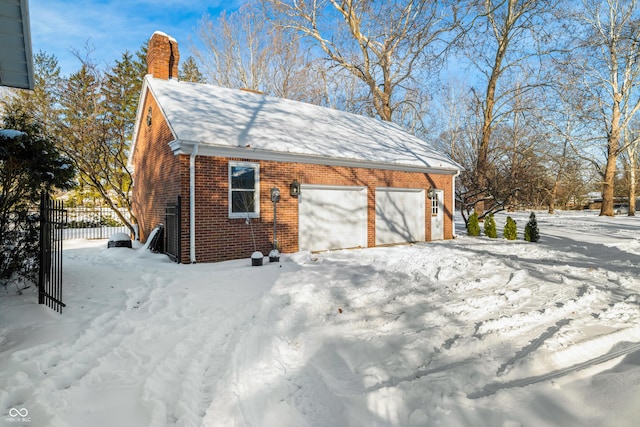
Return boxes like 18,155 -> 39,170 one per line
299,185 -> 367,252
375,188 -> 425,245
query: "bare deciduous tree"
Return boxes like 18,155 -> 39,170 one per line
461,0 -> 562,215
534,64 -> 592,214
574,0 -> 640,216
266,0 -> 460,122
621,123 -> 640,215
193,1 -> 326,104
56,49 -> 144,235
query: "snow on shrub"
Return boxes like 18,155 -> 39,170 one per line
525,212 -> 540,242
0,115 -> 74,290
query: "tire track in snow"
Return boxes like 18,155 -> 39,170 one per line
141,298 -> 262,427
363,358 -> 476,393
4,309 -> 133,409
496,319 -> 571,376
0,270 -> 172,417
468,341 -> 640,399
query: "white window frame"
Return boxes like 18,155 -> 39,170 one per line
228,161 -> 260,219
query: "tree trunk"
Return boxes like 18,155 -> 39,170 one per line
629,157 -> 637,216
475,78 -> 497,217
549,181 -> 558,214
549,139 -> 569,214
601,94 -> 622,217
601,136 -> 619,216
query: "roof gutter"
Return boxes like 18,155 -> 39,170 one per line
168,141 -> 462,176
189,143 -> 199,263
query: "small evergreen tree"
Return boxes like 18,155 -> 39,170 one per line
180,56 -> 205,83
524,212 -> 540,242
484,213 -> 497,238
0,109 -> 75,288
467,212 -> 480,236
504,216 -> 517,240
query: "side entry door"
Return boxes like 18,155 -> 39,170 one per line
431,189 -> 444,241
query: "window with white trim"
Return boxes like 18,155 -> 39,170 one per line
229,161 -> 260,218
431,194 -> 439,217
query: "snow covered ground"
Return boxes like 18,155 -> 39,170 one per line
1,210 -> 640,427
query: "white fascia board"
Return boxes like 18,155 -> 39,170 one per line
170,140 -> 460,176
127,78 -> 149,168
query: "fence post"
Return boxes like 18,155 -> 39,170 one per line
38,191 -> 47,305
38,191 -> 66,313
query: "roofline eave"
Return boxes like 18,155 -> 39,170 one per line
169,140 -> 462,175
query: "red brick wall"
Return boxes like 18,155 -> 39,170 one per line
131,92 -> 184,245
147,32 -> 180,80
187,156 -> 454,263
132,92 -> 455,264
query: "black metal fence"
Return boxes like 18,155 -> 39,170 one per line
165,196 -> 181,262
64,206 -> 131,240
39,193 -> 66,313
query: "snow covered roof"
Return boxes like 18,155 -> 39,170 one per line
133,76 -> 461,174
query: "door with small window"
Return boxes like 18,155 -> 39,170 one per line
431,189 -> 444,240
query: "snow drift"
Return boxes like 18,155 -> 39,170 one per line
1,211 -> 639,426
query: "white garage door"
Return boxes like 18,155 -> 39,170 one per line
298,185 -> 367,252
375,188 -> 425,245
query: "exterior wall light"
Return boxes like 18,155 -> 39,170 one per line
290,179 -> 301,197
427,187 -> 436,198
146,107 -> 152,126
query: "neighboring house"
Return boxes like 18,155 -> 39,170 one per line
129,32 -> 461,263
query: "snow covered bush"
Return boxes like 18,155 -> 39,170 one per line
504,216 -> 517,240
525,212 -> 540,242
0,110 -> 74,289
484,213 -> 497,238
467,212 -> 480,236
0,211 -> 39,290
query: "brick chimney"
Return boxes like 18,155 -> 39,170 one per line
147,31 -> 180,80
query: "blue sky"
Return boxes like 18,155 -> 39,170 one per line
29,0 -> 246,76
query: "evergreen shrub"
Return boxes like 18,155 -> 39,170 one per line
504,216 -> 517,240
0,112 -> 74,289
467,212 -> 480,236
484,213 -> 497,238
524,212 -> 540,242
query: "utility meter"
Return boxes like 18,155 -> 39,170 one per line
271,187 -> 281,203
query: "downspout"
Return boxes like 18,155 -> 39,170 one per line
452,169 -> 460,238
190,143 -> 199,263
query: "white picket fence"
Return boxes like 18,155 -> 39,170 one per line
63,207 -> 132,240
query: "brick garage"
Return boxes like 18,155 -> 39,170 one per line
129,32 -> 461,264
